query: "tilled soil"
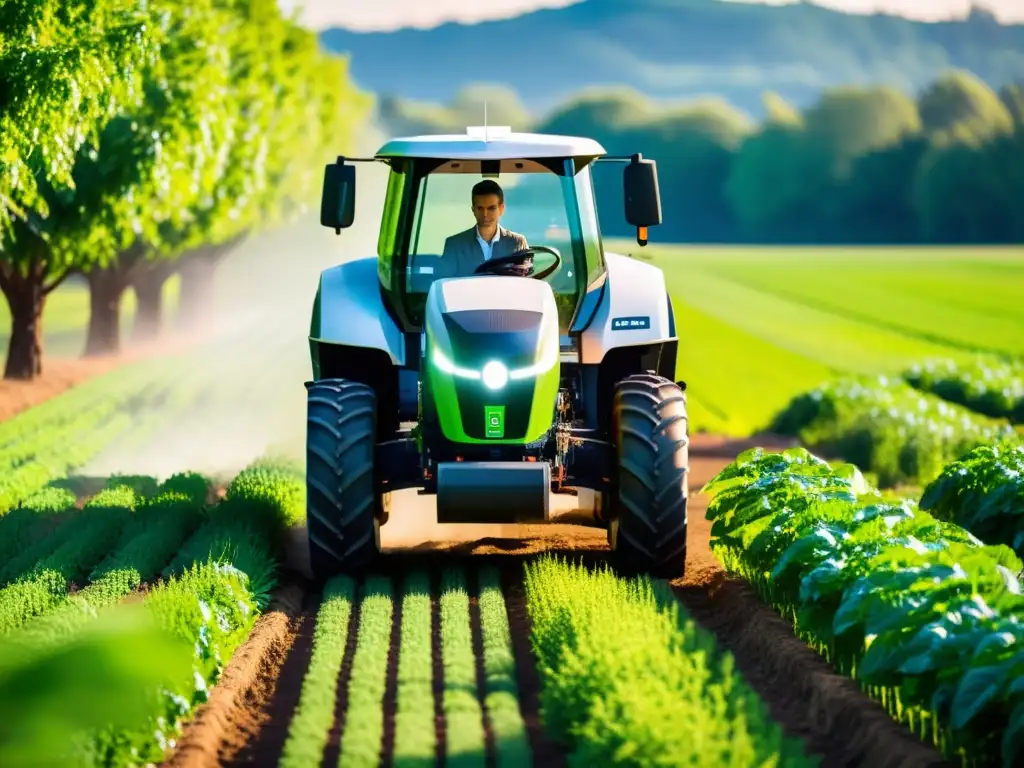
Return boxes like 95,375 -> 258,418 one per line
167,433 -> 950,768
163,583 -> 306,768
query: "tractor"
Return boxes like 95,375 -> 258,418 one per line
308,125 -> 688,579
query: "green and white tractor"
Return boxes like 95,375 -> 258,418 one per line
308,126 -> 688,579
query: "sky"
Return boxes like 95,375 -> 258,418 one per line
276,0 -> 1024,31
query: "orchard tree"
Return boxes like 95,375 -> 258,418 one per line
0,0 -> 161,234
127,0 -> 290,343
0,0 -> 163,379
170,11 -> 373,333
76,0 -> 236,357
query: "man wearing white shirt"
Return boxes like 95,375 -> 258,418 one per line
441,179 -> 530,275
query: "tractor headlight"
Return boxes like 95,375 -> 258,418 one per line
508,336 -> 558,380
431,341 -> 558,385
431,347 -> 481,380
481,361 -> 509,390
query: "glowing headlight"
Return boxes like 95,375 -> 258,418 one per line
431,347 -> 480,379
431,343 -> 558,384
481,361 -> 509,390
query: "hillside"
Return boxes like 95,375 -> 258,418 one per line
319,0 -> 1024,117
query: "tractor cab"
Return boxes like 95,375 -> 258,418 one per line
308,126 -> 688,582
320,126 -> 662,337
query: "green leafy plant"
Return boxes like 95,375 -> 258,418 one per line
703,445 -> 1024,765
770,374 -> 1017,487
919,441 -> 1024,558
905,357 -> 1024,423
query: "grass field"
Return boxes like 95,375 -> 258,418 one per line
611,242 -> 1024,435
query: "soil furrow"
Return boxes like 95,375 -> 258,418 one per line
672,579 -> 952,768
152,434 -> 956,768
321,574 -> 364,768
430,567 -> 447,766
221,586 -> 318,768
676,436 -> 952,768
468,568 -> 497,768
500,564 -> 566,768
379,574 -> 403,767
166,581 -> 306,768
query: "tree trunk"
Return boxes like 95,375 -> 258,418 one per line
83,267 -> 129,357
1,269 -> 46,380
130,262 -> 174,345
176,250 -> 217,333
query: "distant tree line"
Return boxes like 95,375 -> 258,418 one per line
0,0 -> 371,381
378,72 -> 1024,245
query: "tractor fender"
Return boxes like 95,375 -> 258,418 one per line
309,256 -> 405,366
578,252 -> 675,365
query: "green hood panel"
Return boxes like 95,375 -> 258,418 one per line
423,276 -> 561,445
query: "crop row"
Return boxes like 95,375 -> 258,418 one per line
0,357 -> 193,513
280,565 -> 531,768
279,560 -> 816,767
0,455 -> 304,767
702,445 -> 1024,766
904,357 -> 1024,423
919,441 -> 1024,560
0,328 -> 287,513
770,373 -> 1018,488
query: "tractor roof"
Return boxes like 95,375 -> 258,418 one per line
374,126 -> 606,162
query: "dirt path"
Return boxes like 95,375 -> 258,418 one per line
168,432 -> 949,767
0,357 -> 126,421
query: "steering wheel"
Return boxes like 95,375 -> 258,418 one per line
473,246 -> 562,281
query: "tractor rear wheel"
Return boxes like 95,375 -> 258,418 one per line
305,378 -> 383,580
607,373 -> 689,579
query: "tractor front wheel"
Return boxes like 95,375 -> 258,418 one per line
607,373 -> 689,579
305,378 -> 384,580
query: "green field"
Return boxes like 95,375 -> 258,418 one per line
614,243 -> 1024,435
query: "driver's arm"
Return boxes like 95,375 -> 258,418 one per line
514,232 -> 529,252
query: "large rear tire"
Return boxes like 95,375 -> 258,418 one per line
607,373 -> 689,579
305,378 -> 383,580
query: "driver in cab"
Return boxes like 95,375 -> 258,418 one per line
442,180 -> 530,276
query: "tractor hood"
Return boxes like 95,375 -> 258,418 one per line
423,276 -> 561,444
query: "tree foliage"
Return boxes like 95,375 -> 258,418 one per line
0,0 -> 372,378
378,69 -> 1024,247
0,0 -> 162,234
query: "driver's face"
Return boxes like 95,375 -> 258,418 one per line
472,194 -> 504,231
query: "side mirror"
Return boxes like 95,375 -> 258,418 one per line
320,159 -> 355,232
623,155 -> 662,246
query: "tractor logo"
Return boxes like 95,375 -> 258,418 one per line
485,406 -> 505,438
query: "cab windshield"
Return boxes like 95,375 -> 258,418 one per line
381,159 -> 604,332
